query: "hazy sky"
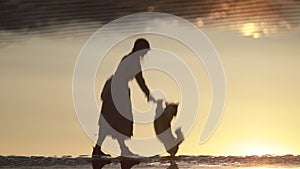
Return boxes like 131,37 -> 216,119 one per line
0,0 -> 300,157
1,27 -> 299,156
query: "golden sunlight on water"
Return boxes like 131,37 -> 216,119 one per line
191,0 -> 299,39
241,168 -> 274,169
240,23 -> 259,37
239,168 -> 271,169
224,141 -> 293,156
1,0 -> 299,44
239,168 -> 300,169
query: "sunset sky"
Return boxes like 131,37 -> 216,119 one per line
0,0 -> 300,157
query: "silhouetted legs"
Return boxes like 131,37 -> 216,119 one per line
94,115 -> 136,157
96,122 -> 106,150
117,135 -> 136,156
93,116 -> 111,157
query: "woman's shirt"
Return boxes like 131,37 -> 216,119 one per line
113,53 -> 149,97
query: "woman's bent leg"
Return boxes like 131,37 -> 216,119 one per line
117,135 -> 137,157
92,116 -> 111,157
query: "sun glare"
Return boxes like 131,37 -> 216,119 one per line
243,146 -> 274,156
226,141 -> 292,156
240,168 -> 279,169
241,23 -> 258,37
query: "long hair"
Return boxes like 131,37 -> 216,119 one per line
132,38 -> 150,53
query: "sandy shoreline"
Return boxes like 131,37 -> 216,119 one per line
1,155 -> 300,169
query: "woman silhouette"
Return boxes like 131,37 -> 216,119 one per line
93,38 -> 153,157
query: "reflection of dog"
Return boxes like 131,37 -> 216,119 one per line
154,99 -> 184,157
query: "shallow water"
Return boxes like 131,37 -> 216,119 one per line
1,155 -> 300,169
2,165 -> 300,169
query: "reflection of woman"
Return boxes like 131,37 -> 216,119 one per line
93,39 -> 152,157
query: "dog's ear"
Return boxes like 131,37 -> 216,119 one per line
172,102 -> 179,107
173,102 -> 179,110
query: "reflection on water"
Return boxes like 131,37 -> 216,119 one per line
240,23 -> 260,38
91,157 -> 179,169
92,157 -> 141,169
239,168 -> 276,169
91,156 -> 300,169
167,160 -> 179,169
191,0 -> 300,38
238,167 -> 300,169
1,155 -> 300,168
0,0 -> 299,43
91,157 -> 111,169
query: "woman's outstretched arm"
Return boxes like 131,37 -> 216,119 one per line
135,72 -> 150,98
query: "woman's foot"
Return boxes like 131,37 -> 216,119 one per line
92,145 -> 111,157
120,146 -> 141,158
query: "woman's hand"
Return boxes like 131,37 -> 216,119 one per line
147,94 -> 156,102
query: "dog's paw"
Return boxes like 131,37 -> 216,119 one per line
175,127 -> 184,142
175,127 -> 181,134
